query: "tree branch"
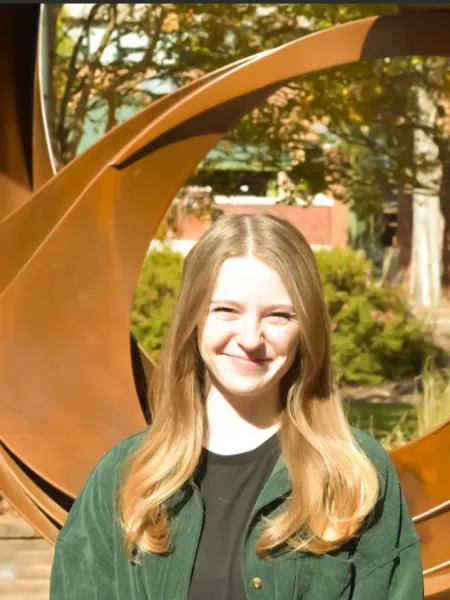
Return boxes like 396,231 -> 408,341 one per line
100,6 -> 165,98
57,4 -> 102,148
89,4 -> 117,67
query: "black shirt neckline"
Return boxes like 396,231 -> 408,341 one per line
204,432 -> 280,466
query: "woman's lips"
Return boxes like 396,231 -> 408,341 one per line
225,354 -> 270,370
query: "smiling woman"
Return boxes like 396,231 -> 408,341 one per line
199,255 -> 301,453
50,212 -> 423,600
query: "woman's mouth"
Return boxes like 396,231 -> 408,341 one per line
225,354 -> 270,370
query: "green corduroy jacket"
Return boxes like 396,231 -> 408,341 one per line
50,428 -> 423,600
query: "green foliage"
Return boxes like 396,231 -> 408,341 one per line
346,400 -> 417,444
130,246 -> 184,358
315,248 -> 370,297
52,1 -> 450,244
52,3 -> 450,221
316,248 -> 435,385
132,246 -> 434,384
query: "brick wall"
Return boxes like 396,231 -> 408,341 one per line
171,198 -> 348,250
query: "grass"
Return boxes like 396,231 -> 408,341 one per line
346,358 -> 450,449
346,401 -> 417,444
415,358 -> 450,437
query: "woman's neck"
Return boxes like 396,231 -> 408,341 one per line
204,385 -> 281,455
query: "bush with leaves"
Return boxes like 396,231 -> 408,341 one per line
315,248 -> 435,385
131,246 -> 184,359
132,246 -> 435,384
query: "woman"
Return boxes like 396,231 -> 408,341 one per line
50,213 -> 423,599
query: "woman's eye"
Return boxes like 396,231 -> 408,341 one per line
212,306 -> 235,313
210,307 -> 238,318
267,312 -> 294,323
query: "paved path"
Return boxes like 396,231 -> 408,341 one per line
0,517 -> 52,599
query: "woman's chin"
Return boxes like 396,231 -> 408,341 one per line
218,378 -> 270,398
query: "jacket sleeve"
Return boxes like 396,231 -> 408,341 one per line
385,540 -> 424,599
50,539 -> 114,599
351,430 -> 424,600
49,445 -> 120,599
351,538 -> 424,600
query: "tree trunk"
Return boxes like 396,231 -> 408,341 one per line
440,158 -> 450,295
409,85 -> 443,311
396,180 -> 413,284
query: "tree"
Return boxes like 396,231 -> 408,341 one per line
48,4 -> 450,306
48,4 -> 178,164
48,3 -> 393,164
227,52 -> 450,307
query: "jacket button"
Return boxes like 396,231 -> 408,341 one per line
251,577 -> 263,589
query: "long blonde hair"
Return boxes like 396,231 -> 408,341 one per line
120,212 -> 379,558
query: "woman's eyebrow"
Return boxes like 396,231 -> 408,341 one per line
210,299 -> 242,307
264,304 -> 295,313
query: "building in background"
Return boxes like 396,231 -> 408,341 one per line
151,141 -> 348,255
157,191 -> 348,256
75,106 -> 349,254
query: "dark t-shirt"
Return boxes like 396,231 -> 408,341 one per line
188,433 -> 281,600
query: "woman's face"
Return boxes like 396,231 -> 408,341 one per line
198,256 -> 301,398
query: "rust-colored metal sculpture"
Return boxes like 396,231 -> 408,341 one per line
1,4 -> 450,598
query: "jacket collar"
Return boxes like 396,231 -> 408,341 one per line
250,454 -> 292,519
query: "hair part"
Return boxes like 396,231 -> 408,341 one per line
120,212 -> 379,558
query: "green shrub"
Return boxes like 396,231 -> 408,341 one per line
315,248 -> 371,297
131,246 -> 184,358
315,248 -> 435,385
132,246 -> 435,384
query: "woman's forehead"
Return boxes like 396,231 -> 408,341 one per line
212,257 -> 292,303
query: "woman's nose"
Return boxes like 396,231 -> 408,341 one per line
237,318 -> 263,350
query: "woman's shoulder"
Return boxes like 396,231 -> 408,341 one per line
84,427 -> 148,487
57,428 -> 148,544
350,426 -> 386,454
349,426 -> 403,502
102,427 -> 149,467
350,427 -> 393,469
